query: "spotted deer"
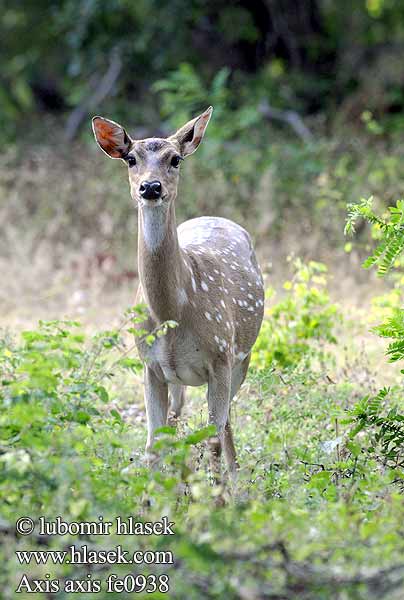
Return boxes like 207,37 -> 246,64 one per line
92,107 -> 264,480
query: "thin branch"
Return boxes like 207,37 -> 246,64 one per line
64,47 -> 122,141
259,100 -> 313,143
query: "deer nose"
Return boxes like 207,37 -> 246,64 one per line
139,180 -> 162,200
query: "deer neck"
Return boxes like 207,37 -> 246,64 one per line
138,201 -> 187,323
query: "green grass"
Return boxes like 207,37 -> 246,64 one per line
1,264 -> 403,599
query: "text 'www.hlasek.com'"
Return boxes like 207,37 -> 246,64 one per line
14,516 -> 175,594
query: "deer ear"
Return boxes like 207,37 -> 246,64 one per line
92,116 -> 132,159
169,106 -> 213,157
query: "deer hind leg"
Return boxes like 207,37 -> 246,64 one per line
207,361 -> 232,483
168,384 -> 186,425
223,417 -> 238,476
144,366 -> 169,465
224,353 -> 251,481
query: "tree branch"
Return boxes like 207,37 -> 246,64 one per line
259,100 -> 313,143
64,48 -> 122,141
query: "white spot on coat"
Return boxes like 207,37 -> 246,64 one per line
178,288 -> 188,304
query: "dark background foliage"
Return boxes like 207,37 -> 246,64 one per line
2,0 -> 404,140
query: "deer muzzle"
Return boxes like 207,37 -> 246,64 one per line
139,180 -> 162,200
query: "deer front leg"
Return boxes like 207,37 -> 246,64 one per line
144,366 -> 169,464
168,384 -> 186,425
207,361 -> 234,482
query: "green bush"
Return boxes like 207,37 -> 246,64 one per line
2,317 -> 404,598
345,197 -> 404,474
252,258 -> 339,370
347,388 -> 404,469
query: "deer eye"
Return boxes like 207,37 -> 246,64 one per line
127,156 -> 136,167
171,155 -> 181,168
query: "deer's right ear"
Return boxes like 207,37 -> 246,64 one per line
168,106 -> 213,157
92,116 -> 132,159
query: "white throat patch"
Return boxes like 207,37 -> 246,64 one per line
141,204 -> 168,252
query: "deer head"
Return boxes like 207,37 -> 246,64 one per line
92,107 -> 213,208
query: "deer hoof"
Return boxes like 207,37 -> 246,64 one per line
167,411 -> 179,427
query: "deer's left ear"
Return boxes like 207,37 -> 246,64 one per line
169,106 -> 213,157
92,116 -> 132,159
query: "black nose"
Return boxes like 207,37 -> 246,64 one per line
139,180 -> 162,200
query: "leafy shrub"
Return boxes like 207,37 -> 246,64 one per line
345,197 -> 404,363
345,197 -> 404,276
251,258 -> 339,370
2,310 -> 404,596
154,63 -> 261,141
0,308 -> 176,439
374,309 -> 404,365
345,197 -> 404,472
347,388 -> 404,469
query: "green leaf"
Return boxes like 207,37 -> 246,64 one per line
74,410 -> 91,424
155,426 -> 177,435
185,425 -> 217,445
96,386 -> 109,403
110,409 -> 122,421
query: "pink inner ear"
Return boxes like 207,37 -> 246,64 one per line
95,120 -> 121,156
199,113 -> 210,128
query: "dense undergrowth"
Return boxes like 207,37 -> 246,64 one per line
1,260 -> 403,599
